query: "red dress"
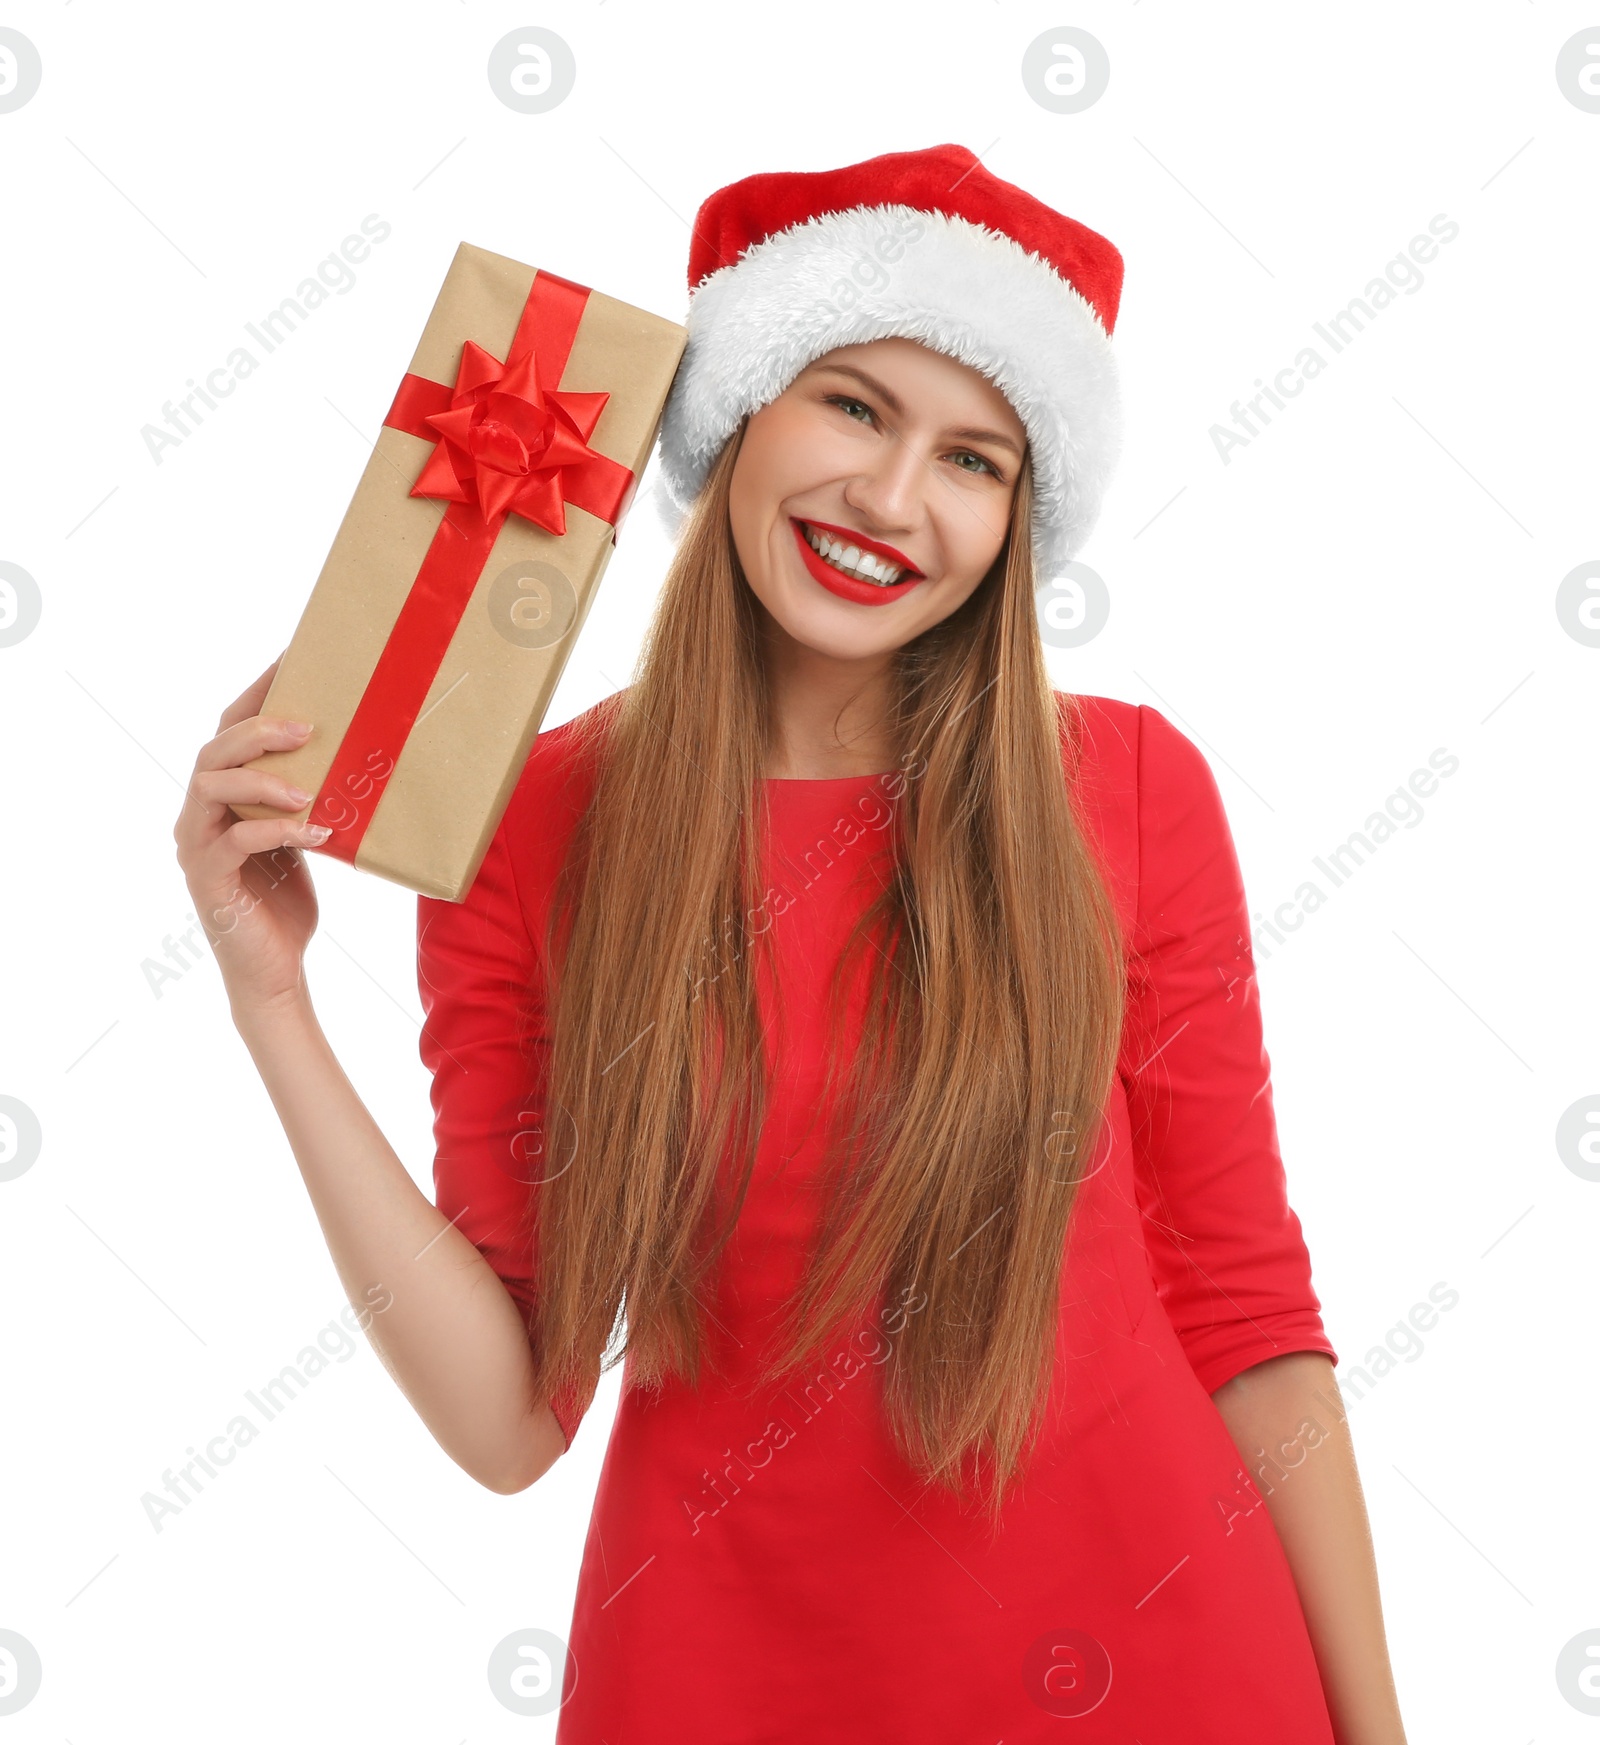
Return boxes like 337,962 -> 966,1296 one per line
417,691 -> 1341,1741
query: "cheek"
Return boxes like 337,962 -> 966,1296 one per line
734,399 -> 857,512
941,497 -> 1013,587
728,419 -> 793,544
728,406 -> 840,584
727,452 -> 774,581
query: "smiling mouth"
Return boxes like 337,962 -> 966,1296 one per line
796,519 -> 917,587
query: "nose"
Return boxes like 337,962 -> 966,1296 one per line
841,430 -> 926,536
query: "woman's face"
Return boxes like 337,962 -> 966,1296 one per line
726,337 -> 1027,663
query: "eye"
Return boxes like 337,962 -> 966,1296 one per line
825,393 -> 876,425
948,448 -> 1002,479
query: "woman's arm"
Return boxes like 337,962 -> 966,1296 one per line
235,991 -> 566,1493
1212,1352 -> 1408,1745
1116,704 -> 1408,1739
175,659 -> 563,1496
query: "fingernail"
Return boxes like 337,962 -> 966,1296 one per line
286,720 -> 313,736
285,785 -> 313,805
302,824 -> 332,842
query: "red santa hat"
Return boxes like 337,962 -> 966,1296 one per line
654,142 -> 1125,577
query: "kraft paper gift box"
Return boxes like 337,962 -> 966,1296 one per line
234,241 -> 688,902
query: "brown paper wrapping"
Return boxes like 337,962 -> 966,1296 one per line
234,241 -> 687,901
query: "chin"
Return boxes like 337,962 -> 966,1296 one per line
761,587 -> 917,662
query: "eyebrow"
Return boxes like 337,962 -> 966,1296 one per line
808,362 -> 1026,461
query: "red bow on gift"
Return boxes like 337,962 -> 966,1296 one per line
306,267 -> 640,868
408,339 -> 614,536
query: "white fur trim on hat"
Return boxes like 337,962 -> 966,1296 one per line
653,202 -> 1122,577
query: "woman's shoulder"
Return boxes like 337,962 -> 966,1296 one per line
494,695 -> 618,890
1056,688 -> 1213,798
484,687 -> 1217,915
507,689 -> 1208,826
1055,691 -> 1227,930
521,695 -> 616,794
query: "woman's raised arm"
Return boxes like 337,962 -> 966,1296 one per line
175,658 -> 567,1494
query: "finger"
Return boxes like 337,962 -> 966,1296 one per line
216,651 -> 286,734
186,765 -> 314,826
193,710 -> 312,780
195,814 -> 330,889
178,713 -> 313,848
193,764 -> 313,813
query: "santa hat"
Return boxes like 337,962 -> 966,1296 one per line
653,143 -> 1125,578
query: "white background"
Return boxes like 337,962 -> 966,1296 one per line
2,2 -> 1596,1738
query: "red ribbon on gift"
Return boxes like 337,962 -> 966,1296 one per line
307,269 -> 636,864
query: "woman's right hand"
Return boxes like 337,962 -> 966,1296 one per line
174,655 -> 331,1018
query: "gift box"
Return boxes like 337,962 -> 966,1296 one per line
234,241 -> 688,901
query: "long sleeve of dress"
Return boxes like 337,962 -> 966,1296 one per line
415,802 -> 588,1452
1122,703 -> 1339,1396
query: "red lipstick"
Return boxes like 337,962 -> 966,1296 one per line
789,517 -> 926,608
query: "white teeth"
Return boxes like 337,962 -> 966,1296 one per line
802,523 -> 908,587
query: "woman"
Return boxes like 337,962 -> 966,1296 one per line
175,146 -> 1408,1741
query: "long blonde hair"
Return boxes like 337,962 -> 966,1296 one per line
528,422 -> 1126,1521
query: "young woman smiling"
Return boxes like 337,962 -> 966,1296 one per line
175,146 -> 1408,1742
